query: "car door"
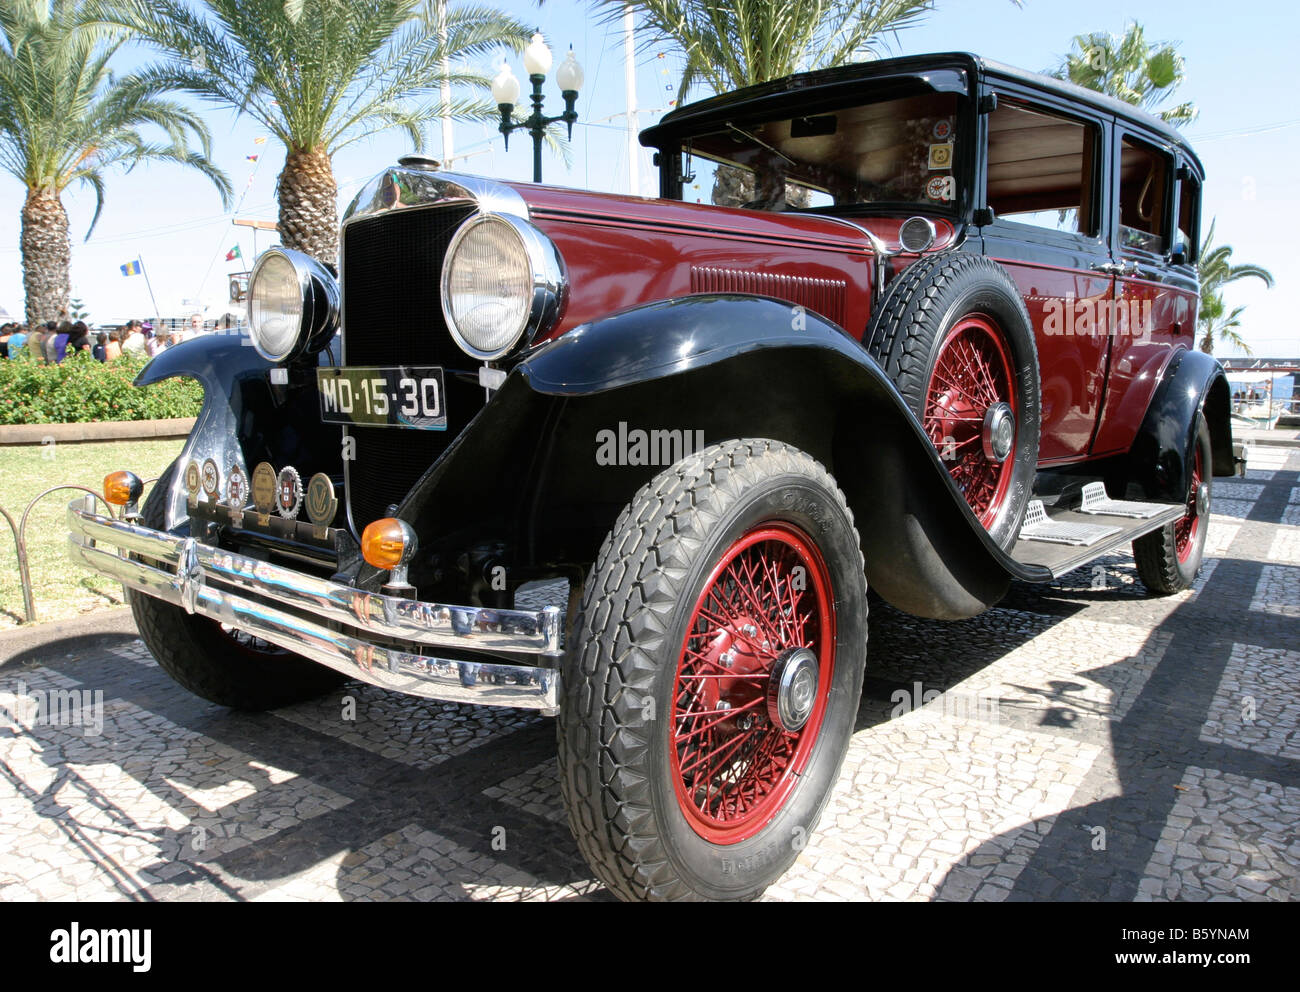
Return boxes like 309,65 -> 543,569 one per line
1089,129 -> 1200,456
977,90 -> 1113,465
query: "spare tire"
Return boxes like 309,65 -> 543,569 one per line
865,252 -> 1039,550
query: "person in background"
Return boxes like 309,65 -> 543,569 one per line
0,323 -> 11,359
40,321 -> 60,364
8,324 -> 27,356
105,328 -> 123,361
122,321 -> 146,356
152,331 -> 171,355
27,322 -> 48,363
68,321 -> 92,355
53,319 -> 73,362
92,331 -> 107,362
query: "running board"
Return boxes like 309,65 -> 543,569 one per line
1011,498 -> 1185,579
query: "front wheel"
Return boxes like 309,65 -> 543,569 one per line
557,439 -> 868,901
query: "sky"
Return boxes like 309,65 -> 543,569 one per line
0,0 -> 1295,358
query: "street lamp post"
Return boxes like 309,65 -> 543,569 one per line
491,33 -> 584,183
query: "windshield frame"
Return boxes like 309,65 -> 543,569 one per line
655,69 -> 979,221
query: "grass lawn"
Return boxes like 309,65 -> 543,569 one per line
0,438 -> 184,628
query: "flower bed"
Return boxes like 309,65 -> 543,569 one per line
0,350 -> 201,424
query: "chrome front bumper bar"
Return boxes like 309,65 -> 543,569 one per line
67,498 -> 563,714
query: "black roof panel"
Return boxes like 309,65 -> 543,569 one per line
641,52 -> 1202,174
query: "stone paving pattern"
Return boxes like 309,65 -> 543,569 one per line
1,446 -> 1297,901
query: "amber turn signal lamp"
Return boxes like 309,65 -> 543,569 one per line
361,517 -> 417,571
103,471 -> 144,507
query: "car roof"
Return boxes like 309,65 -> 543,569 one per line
641,52 -> 1203,176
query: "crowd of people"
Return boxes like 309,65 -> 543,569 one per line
0,311 -> 206,363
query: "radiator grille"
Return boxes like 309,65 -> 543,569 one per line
690,265 -> 847,327
341,204 -> 478,531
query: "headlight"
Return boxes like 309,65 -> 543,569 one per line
247,247 -> 339,362
440,213 -> 566,360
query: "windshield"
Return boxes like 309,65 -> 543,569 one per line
679,90 -> 962,213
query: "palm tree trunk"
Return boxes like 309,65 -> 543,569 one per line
21,185 -> 71,328
277,147 -> 339,266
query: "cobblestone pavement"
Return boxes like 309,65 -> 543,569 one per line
2,446 -> 1297,902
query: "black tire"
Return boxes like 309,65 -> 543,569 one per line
865,252 -> 1040,549
1134,415 -> 1212,594
129,460 -> 346,710
557,439 -> 868,901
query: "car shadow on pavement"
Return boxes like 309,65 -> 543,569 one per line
3,631 -> 607,901
923,466 -> 1300,901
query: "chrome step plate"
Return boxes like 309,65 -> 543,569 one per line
1018,499 -> 1123,547
1077,481 -> 1168,519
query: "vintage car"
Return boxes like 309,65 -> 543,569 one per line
69,52 -> 1234,901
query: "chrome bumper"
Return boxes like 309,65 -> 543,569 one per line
67,497 -> 563,714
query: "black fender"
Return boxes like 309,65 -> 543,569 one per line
392,295 -> 1051,619
134,330 -> 341,529
1125,347 -> 1235,504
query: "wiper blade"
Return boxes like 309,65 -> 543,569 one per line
725,123 -> 795,166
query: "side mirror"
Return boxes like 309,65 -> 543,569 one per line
1169,242 -> 1188,266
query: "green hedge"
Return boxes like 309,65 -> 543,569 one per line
0,349 -> 203,424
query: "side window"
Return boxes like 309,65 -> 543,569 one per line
1176,172 -> 1200,262
1119,136 -> 1173,254
986,101 -> 1100,237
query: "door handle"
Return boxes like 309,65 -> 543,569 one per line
1091,261 -> 1125,276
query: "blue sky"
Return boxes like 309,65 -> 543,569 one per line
0,0 -> 1295,357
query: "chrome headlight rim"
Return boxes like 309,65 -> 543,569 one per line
246,246 -> 340,363
439,211 -> 567,361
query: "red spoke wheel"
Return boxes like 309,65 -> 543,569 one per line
558,439 -> 868,901
671,523 -> 834,844
865,253 -> 1040,549
1135,414 -> 1213,594
1174,441 -> 1205,564
922,315 -> 1018,529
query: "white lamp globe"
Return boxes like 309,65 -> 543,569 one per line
522,33 -> 552,76
491,64 -> 520,106
556,48 -> 584,92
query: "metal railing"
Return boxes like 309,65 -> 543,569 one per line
1,479 -> 155,624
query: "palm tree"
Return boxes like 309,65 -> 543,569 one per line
591,0 -> 937,105
1196,220 -> 1273,356
0,0 -> 231,328
109,0 -> 530,264
1052,22 -> 1197,126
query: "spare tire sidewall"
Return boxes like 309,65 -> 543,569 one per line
926,275 -> 1040,547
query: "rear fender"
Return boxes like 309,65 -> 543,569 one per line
1125,348 -> 1236,503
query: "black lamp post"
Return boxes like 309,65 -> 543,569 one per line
491,33 -> 584,183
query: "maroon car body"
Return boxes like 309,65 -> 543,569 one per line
72,52 -> 1234,902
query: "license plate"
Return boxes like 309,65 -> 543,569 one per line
317,366 -> 447,430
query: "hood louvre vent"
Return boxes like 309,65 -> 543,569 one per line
690,266 -> 847,328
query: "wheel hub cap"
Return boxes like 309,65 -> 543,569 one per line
1195,481 -> 1210,517
982,402 -> 1015,463
767,647 -> 820,733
